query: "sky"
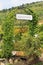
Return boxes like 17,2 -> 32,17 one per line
0,0 -> 43,10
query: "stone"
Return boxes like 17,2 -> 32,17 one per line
9,58 -> 13,64
14,59 -> 18,63
1,62 -> 5,65
39,53 -> 43,61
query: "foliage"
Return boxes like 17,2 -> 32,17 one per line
23,9 -> 43,57
2,11 -> 14,58
25,35 -> 41,56
0,1 -> 43,59
0,50 -> 4,58
25,9 -> 38,36
35,25 -> 43,48
6,63 -> 12,65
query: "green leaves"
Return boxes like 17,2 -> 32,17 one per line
2,11 -> 14,58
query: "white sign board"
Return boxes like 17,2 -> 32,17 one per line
16,14 -> 33,20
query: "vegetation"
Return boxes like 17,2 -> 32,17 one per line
0,1 -> 43,24
2,11 -> 14,58
33,62 -> 43,65
0,1 -> 43,65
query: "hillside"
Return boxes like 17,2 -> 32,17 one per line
0,1 -> 43,25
